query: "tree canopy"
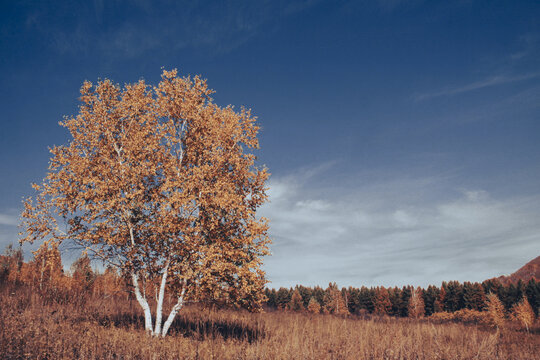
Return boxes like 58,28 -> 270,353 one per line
20,69 -> 270,336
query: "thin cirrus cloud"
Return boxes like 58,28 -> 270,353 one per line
0,212 -> 19,250
414,71 -> 540,101
0,213 -> 18,227
23,0 -> 325,60
260,164 -> 540,289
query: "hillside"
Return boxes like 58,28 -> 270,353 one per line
494,256 -> 540,285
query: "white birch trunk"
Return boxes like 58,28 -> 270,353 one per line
131,272 -> 153,334
153,261 -> 169,336
161,287 -> 186,337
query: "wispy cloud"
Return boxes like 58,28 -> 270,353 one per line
23,0 -> 324,60
0,211 -> 20,253
0,213 -> 18,226
261,164 -> 540,288
414,72 -> 540,101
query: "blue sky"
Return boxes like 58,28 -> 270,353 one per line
1,0 -> 539,288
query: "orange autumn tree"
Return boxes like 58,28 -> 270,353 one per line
512,297 -> 535,332
30,241 -> 64,291
20,69 -> 270,337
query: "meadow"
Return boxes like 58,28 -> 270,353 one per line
1,282 -> 538,360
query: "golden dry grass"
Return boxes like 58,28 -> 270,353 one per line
1,283 -> 538,360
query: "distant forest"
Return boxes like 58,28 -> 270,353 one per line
1,244 -> 538,321
264,279 -> 539,318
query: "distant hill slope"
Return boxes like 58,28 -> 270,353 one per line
493,256 -> 540,285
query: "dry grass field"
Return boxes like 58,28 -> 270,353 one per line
1,283 -> 538,360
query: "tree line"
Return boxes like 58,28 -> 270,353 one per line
1,244 -> 538,330
0,244 -> 125,304
264,279 -> 539,318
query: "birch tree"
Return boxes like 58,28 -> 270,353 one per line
407,286 -> 425,318
20,69 -> 270,337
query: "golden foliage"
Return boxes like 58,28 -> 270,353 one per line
288,289 -> 304,312
486,292 -> 506,329
307,296 -> 321,314
512,297 -> 535,332
323,283 -> 349,316
30,241 -> 64,291
20,69 -> 270,311
430,309 -> 493,326
373,287 -> 392,316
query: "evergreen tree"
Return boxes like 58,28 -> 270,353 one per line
525,279 -> 540,317
399,286 -> 412,317
276,287 -> 291,310
503,283 -> 523,311
423,285 -> 440,316
388,287 -> 402,317
443,281 -> 464,312
347,286 -> 361,314
358,286 -> 375,313
296,285 -> 313,308
264,288 -> 277,309
482,278 -> 502,296
463,282 -> 486,311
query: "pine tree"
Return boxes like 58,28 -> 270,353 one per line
296,285 -> 313,308
398,286 -> 410,317
276,287 -> 291,310
443,281 -> 464,312
264,288 -> 277,309
347,287 -> 360,314
463,282 -> 486,311
525,279 -> 540,317
482,278 -> 502,296
358,286 -> 375,313
423,285 -> 440,316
